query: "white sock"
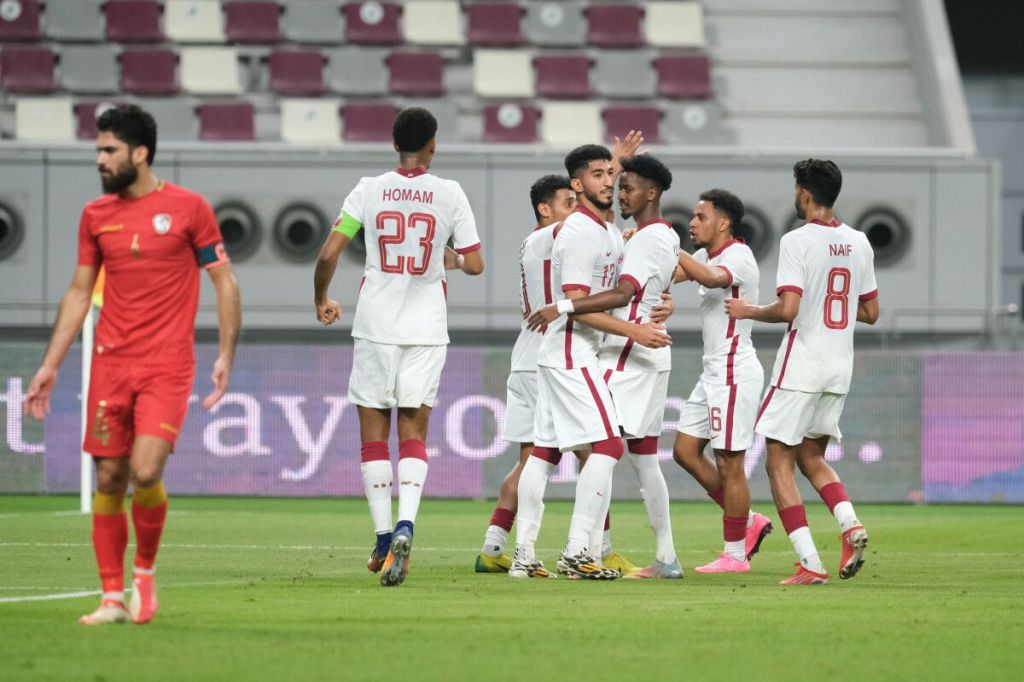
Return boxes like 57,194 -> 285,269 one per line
482,525 -> 508,557
566,453 -> 617,556
747,510 -> 756,527
515,457 -> 555,558
629,453 -> 676,564
591,478 -> 612,561
360,460 -> 393,533
601,529 -> 612,559
724,539 -> 746,561
101,591 -> 125,605
788,526 -> 824,573
396,457 -> 428,524
833,501 -> 859,533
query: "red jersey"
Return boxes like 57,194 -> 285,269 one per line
77,182 -> 229,365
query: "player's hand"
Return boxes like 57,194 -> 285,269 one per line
526,304 -> 559,332
621,228 -> 637,241
444,246 -> 460,271
316,298 -> 342,325
632,322 -> 671,349
611,130 -> 645,162
201,355 -> 231,409
724,297 -> 752,320
650,292 -> 674,323
23,366 -> 57,420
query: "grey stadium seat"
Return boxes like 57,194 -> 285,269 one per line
59,45 -> 120,94
135,97 -> 199,141
592,51 -> 657,99
662,101 -> 734,145
45,0 -> 105,42
283,1 -> 345,44
523,1 -> 586,47
326,47 -> 388,96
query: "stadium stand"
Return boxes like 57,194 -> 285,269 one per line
45,0 -> 105,42
604,104 -> 661,144
268,48 -> 325,95
585,4 -> 644,48
326,46 -> 388,95
474,49 -> 534,98
343,1 -> 402,46
534,54 -> 591,98
180,46 -> 243,94
0,45 -> 56,93
482,102 -> 539,143
540,100 -> 601,146
103,0 -> 164,44
387,51 -> 445,97
280,97 -> 338,143
59,44 -> 120,94
198,101 -> 255,140
119,48 -> 178,96
164,0 -> 227,43
224,1 -> 282,44
466,3 -> 523,47
403,1 -> 464,46
523,1 -> 586,47
281,0 -> 343,44
15,96 -> 73,140
0,0 -> 41,41
644,1 -> 704,48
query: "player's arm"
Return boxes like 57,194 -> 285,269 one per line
526,279 -> 636,330
203,261 -> 240,409
445,245 -> 484,275
567,290 -> 670,349
314,213 -> 358,325
725,290 -> 800,324
610,131 -> 644,179
23,264 -> 99,419
857,294 -> 880,325
677,251 -> 730,288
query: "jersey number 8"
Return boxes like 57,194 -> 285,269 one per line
376,211 -> 437,275
823,267 -> 851,330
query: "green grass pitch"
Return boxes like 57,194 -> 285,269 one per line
1,495 -> 1022,681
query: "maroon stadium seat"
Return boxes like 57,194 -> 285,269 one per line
341,102 -> 398,142
0,0 -> 42,42
387,52 -> 443,96
74,101 -> 125,139
268,49 -> 325,95
483,103 -> 538,144
604,105 -> 661,145
586,4 -> 644,48
343,1 -> 402,45
103,0 -> 163,43
654,55 -> 712,99
0,45 -> 55,93
225,1 -> 282,44
120,49 -> 178,95
197,102 -> 255,141
467,3 -> 523,46
533,55 -> 590,98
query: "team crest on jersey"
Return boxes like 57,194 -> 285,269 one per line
152,213 -> 172,235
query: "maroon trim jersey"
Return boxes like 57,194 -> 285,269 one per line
77,182 -> 229,365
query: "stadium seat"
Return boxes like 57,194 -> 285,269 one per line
662,100 -> 732,144
343,1 -> 401,45
387,51 -> 444,97
120,48 -> 178,95
280,98 -> 339,144
180,47 -> 243,94
103,0 -> 163,43
473,49 -> 533,98
59,45 -> 120,94
403,1 -> 463,46
0,45 -> 56,93
483,102 -> 538,143
654,55 -> 712,99
466,3 -> 522,46
533,55 -> 590,99
400,96 -> 456,138
592,51 -> 657,99
164,0 -> 227,43
340,102 -> 397,141
586,4 -> 643,48
282,0 -> 344,44
0,0 -> 41,41
604,105 -> 661,145
523,1 -> 585,47
269,49 -> 325,95
138,96 -> 199,139
74,101 -> 118,139
198,102 -> 255,140
540,101 -> 601,146
644,2 -> 704,48
15,97 -> 74,140
225,1 -> 282,44
325,46 -> 388,95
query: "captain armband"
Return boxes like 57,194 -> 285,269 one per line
332,212 -> 363,239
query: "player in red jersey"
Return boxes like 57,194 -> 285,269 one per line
23,104 -> 240,624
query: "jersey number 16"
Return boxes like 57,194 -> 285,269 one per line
376,211 -> 436,275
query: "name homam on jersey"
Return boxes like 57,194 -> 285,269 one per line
383,188 -> 434,204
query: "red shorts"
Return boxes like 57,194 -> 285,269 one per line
83,358 -> 194,457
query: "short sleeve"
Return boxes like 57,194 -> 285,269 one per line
719,247 -> 756,290
77,209 -> 102,267
339,178 -> 368,225
617,232 -> 658,294
450,183 -> 481,254
191,196 -> 230,269
775,234 -> 805,296
858,238 -> 879,301
555,223 -> 599,293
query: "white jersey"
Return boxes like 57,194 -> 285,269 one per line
694,240 -> 762,385
338,167 -> 481,345
537,206 -> 624,369
509,225 -> 555,372
770,219 -> 878,394
599,218 -> 679,372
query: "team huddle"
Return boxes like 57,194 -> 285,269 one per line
24,105 -> 879,624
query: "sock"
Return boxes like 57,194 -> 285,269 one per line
779,504 -> 823,573
396,439 -> 428,526
566,453 -> 617,556
628,447 -> 676,564
723,515 -> 747,561
601,513 -> 612,558
820,481 -> 859,533
747,510 -> 756,527
375,531 -> 392,557
131,481 -> 168,571
708,487 -> 725,509
515,451 -> 557,561
482,507 -> 515,556
591,478 -> 612,561
92,491 -> 127,601
360,441 -> 393,534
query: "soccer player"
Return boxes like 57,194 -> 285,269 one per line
314,108 -> 484,587
725,159 -> 878,585
527,155 -> 682,579
512,145 -> 671,580
23,104 -> 240,625
671,189 -> 773,573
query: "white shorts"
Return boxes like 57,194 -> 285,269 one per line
347,339 -> 447,409
678,378 -> 762,451
603,368 -> 670,439
754,386 -> 846,447
534,365 -> 619,451
502,371 -> 537,443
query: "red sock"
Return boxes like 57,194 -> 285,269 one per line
723,515 -> 747,542
604,512 -> 610,531
778,505 -> 808,535
819,482 -> 850,513
489,507 -> 515,532
132,501 -> 168,570
92,512 -> 128,594
707,487 -> 726,509
626,436 -> 658,455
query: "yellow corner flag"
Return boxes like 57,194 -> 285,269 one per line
92,267 -> 105,308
